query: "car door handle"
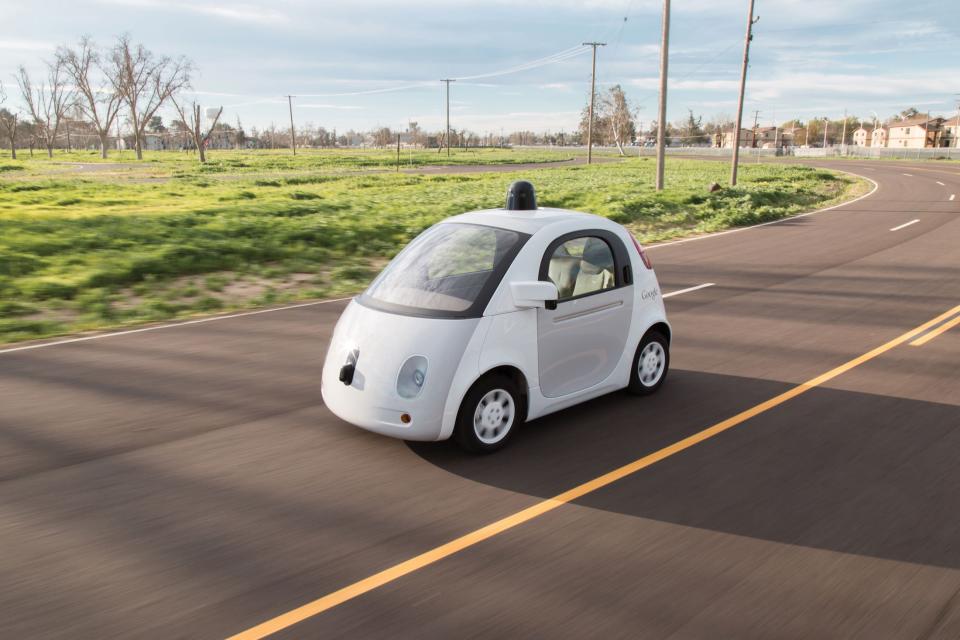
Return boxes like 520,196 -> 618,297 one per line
554,300 -> 623,323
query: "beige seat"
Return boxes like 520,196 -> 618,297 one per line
572,238 -> 615,297
548,254 -> 581,299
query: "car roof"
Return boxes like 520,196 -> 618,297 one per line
445,207 -> 617,236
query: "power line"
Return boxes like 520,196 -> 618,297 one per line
233,45 -> 590,102
452,46 -> 588,81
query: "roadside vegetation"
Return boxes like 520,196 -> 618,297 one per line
0,151 -> 866,343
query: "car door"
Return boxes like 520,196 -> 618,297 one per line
537,230 -> 633,398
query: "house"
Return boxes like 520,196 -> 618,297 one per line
852,124 -> 874,147
937,114 -> 959,148
778,127 -> 803,146
143,133 -> 168,151
871,126 -> 888,148
721,128 -> 755,148
754,126 -> 781,148
886,116 -> 944,148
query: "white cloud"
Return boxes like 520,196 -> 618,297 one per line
297,103 -> 364,110
0,39 -> 56,53
96,0 -> 290,25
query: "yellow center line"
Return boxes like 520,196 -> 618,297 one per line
227,303 -> 960,640
911,313 -> 960,346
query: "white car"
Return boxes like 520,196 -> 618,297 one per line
321,181 -> 670,452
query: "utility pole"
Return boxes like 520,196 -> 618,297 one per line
285,95 -> 296,155
655,0 -> 669,191
841,108 -> 848,154
582,42 -> 606,165
823,117 -> 829,148
751,109 -> 760,148
441,79 -> 455,158
730,0 -> 758,186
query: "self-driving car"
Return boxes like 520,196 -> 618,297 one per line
321,181 -> 670,452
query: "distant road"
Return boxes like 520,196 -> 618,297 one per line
1,159 -> 959,639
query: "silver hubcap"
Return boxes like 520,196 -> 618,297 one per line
638,341 -> 666,387
473,388 -> 515,445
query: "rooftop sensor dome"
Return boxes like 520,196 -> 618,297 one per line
505,180 -> 537,211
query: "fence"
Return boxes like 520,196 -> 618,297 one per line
645,146 -> 960,161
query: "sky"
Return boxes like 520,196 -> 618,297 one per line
1,0 -> 958,135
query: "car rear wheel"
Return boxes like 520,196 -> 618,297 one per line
628,330 -> 669,395
454,374 -> 522,453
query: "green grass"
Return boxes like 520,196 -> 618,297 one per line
1,147 -> 584,180
0,150 -> 866,344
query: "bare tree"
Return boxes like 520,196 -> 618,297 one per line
16,59 -> 73,158
58,36 -> 123,159
371,126 -> 394,148
171,97 -> 222,163
0,82 -> 17,159
109,35 -> 191,160
600,85 -> 636,156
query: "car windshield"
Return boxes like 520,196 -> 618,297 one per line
361,223 -> 525,316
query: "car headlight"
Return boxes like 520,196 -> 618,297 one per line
397,355 -> 428,399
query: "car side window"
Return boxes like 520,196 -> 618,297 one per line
547,236 -> 616,300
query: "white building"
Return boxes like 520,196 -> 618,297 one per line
852,124 -> 874,147
887,116 -> 944,149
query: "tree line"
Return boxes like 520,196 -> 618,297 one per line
574,85 -> 736,153
0,35 -> 195,159
4,37 -> 936,160
0,35 -> 235,161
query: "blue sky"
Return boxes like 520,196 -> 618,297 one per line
2,0 -> 958,134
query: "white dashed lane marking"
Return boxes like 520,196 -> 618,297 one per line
663,283 -> 716,298
890,219 -> 920,232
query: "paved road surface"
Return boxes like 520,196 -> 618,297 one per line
1,159 -> 958,639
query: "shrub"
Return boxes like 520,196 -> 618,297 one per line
19,276 -> 80,300
0,252 -> 45,277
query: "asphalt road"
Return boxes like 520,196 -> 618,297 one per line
1,159 -> 958,639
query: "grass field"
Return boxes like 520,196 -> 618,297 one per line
0,147 -> 585,181
0,149 -> 867,344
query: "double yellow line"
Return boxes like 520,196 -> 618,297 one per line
228,303 -> 960,640
910,309 -> 960,346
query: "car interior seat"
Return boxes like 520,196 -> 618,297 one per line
572,238 -> 615,297
548,246 -> 581,299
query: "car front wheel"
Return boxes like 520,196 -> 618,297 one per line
454,374 -> 523,453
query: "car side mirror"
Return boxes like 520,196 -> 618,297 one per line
511,281 -> 559,309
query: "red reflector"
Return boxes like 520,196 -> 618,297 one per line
631,234 -> 653,270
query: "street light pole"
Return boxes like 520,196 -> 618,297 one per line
954,95 -> 960,149
582,42 -> 606,165
841,108 -> 848,154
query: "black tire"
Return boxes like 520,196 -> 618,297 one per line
454,374 -> 523,453
628,330 -> 669,395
